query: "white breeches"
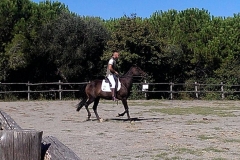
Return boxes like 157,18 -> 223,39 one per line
107,75 -> 116,88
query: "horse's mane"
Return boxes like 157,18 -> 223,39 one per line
120,66 -> 137,78
120,71 -> 132,78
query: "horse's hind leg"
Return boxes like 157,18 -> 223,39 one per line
84,98 -> 95,120
92,97 -> 102,121
76,98 -> 87,111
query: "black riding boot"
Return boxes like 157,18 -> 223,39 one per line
111,88 -> 118,101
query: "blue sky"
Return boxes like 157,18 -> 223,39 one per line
32,0 -> 240,19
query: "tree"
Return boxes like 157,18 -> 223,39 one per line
0,0 -> 34,81
103,14 -> 160,79
33,13 -> 110,82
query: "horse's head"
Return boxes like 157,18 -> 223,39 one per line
129,65 -> 148,78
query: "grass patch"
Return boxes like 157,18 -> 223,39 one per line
176,147 -> 202,156
111,156 -> 117,158
153,148 -> 202,160
97,132 -> 105,135
128,100 -> 168,106
135,155 -> 146,159
154,152 -> 168,159
203,147 -> 225,153
186,120 -> 210,125
62,129 -> 72,132
167,156 -> 182,160
198,135 -> 215,140
101,99 -> 169,106
224,138 -> 240,143
150,106 -> 238,117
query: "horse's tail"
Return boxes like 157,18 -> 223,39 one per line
78,83 -> 88,98
76,83 -> 88,112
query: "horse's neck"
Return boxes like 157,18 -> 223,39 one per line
124,70 -> 133,78
120,73 -> 134,89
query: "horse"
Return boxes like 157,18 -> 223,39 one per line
76,66 -> 147,121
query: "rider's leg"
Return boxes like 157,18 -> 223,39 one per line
110,88 -> 117,101
108,75 -> 118,101
112,74 -> 119,101
114,75 -> 118,93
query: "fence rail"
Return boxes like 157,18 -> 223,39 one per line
0,80 -> 88,100
0,80 -> 240,100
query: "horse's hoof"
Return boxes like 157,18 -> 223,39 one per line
117,113 -> 124,117
99,118 -> 104,122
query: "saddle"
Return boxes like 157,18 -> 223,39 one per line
101,78 -> 121,92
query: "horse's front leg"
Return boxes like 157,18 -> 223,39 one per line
93,97 -> 103,122
118,99 -> 130,120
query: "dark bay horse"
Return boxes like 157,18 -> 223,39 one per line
76,66 -> 147,121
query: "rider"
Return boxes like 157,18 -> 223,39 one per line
106,51 -> 120,101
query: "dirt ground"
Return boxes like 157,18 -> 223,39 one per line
1,100 -> 240,160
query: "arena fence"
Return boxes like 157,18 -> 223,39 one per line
0,80 -> 239,100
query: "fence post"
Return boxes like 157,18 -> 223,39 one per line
0,130 -> 43,160
27,81 -> 30,101
170,82 -> 173,100
221,82 -> 225,99
59,80 -> 62,100
195,82 -> 199,99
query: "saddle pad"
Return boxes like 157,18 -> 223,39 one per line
101,80 -> 121,92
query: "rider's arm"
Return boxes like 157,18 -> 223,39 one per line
108,64 -> 118,74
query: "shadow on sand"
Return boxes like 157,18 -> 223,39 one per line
82,116 -> 164,122
105,117 -> 164,122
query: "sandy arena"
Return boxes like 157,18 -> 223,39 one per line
1,100 -> 240,160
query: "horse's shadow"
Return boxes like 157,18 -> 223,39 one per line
105,117 -> 163,122
82,116 -> 163,122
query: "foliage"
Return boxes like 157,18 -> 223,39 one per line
1,1 -> 240,99
128,84 -> 145,100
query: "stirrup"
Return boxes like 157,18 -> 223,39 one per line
112,96 -> 119,101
